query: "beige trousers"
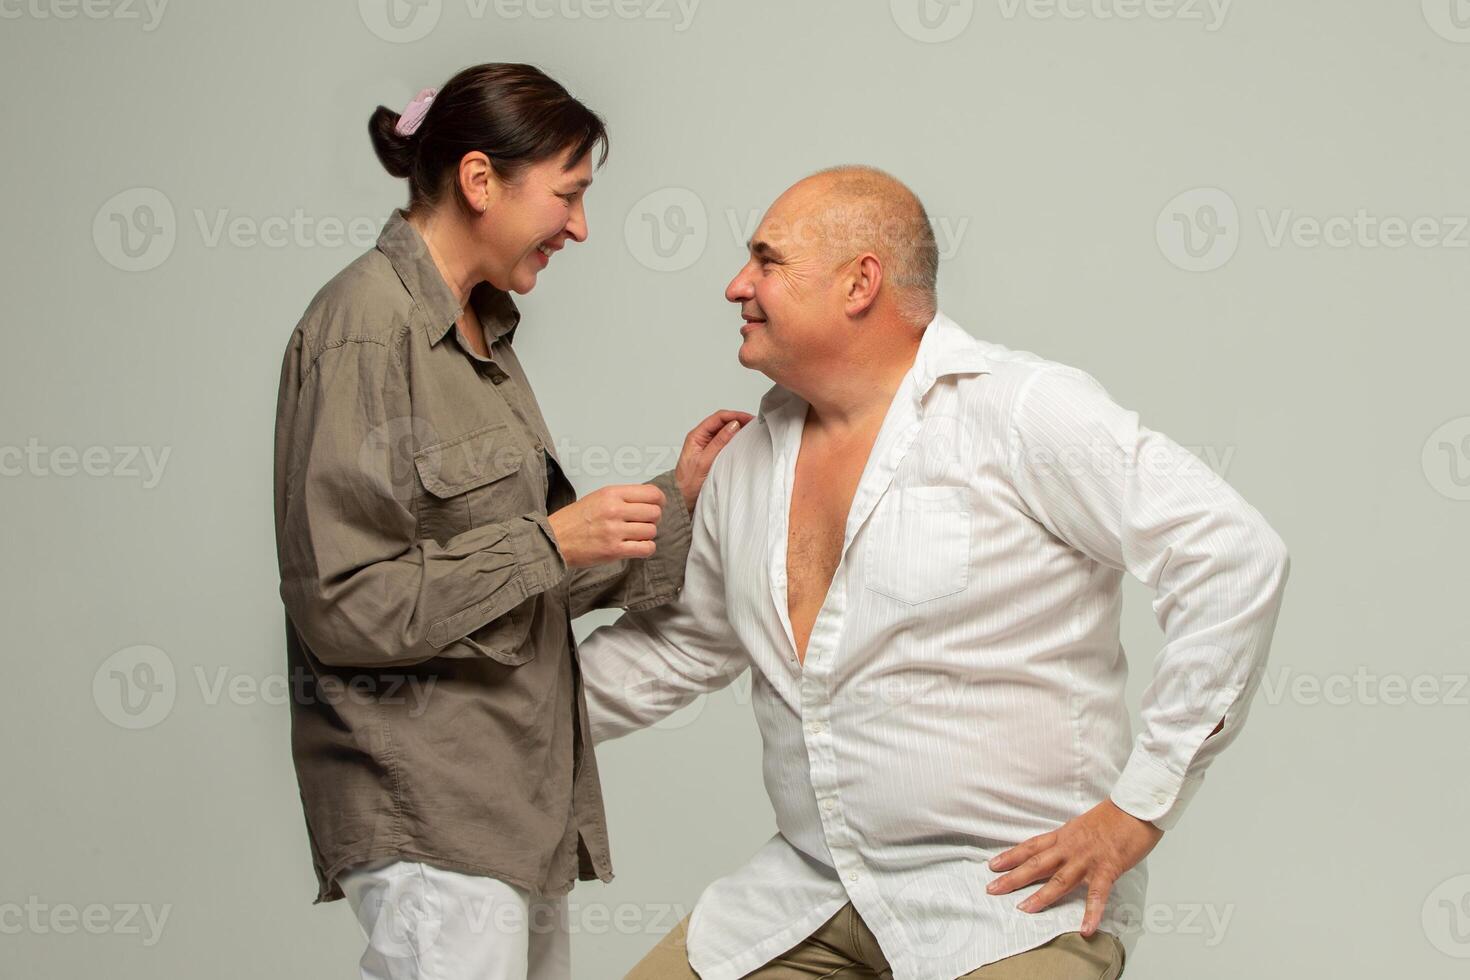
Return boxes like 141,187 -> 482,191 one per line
625,903 -> 1124,980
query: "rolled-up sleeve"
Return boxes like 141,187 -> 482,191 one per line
1007,366 -> 1291,831
278,338 -> 567,667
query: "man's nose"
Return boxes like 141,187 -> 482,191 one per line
725,267 -> 753,303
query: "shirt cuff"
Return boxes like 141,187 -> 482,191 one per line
518,513 -> 570,594
1109,747 -> 1206,832
425,515 -> 568,651
629,469 -> 693,609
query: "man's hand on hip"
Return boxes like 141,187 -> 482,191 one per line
986,799 -> 1164,937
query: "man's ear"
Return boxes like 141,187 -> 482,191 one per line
843,253 -> 883,318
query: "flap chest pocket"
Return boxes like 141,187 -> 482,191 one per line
413,422 -> 524,498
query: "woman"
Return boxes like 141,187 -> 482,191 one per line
271,63 -> 749,980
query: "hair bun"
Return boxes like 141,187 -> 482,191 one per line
368,105 -> 415,179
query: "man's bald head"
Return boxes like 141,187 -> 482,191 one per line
774,165 -> 940,325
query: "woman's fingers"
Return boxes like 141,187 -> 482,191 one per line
705,418 -> 743,457
688,410 -> 753,450
619,503 -> 664,525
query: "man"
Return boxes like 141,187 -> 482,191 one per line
577,166 -> 1290,979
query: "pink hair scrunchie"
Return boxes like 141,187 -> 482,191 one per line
394,88 -> 438,137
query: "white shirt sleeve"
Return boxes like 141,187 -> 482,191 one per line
578,457 -> 750,745
1007,366 -> 1291,831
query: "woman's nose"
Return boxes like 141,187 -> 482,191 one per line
566,203 -> 589,243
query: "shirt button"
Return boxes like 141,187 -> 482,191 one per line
847,871 -> 860,883
808,722 -> 823,734
1154,793 -> 1169,805
822,799 -> 835,812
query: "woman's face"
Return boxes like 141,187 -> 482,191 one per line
479,149 -> 593,294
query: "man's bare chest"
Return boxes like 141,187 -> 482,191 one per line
785,429 -> 880,654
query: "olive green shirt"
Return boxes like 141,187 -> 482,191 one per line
272,208 -> 692,902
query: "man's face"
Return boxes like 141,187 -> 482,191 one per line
723,184 -> 846,381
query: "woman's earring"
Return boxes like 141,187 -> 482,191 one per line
479,200 -> 488,213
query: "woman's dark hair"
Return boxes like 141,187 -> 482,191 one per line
369,63 -> 609,212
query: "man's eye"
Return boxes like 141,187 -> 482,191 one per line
557,193 -> 576,203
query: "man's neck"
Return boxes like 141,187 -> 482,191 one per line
794,341 -> 922,437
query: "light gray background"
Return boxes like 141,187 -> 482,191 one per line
2,1 -> 1467,977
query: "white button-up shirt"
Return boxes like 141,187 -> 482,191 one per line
579,312 -> 1290,980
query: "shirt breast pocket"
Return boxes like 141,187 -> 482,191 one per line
413,421 -> 540,666
412,421 -> 531,544
863,485 -> 971,605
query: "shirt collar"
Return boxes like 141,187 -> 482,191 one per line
907,311 -> 992,401
375,208 -> 522,348
756,310 -> 991,422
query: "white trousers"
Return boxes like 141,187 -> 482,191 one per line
340,858 -> 571,980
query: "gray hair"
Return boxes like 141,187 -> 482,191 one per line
806,165 -> 939,325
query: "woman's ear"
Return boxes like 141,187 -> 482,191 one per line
458,151 -> 495,213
